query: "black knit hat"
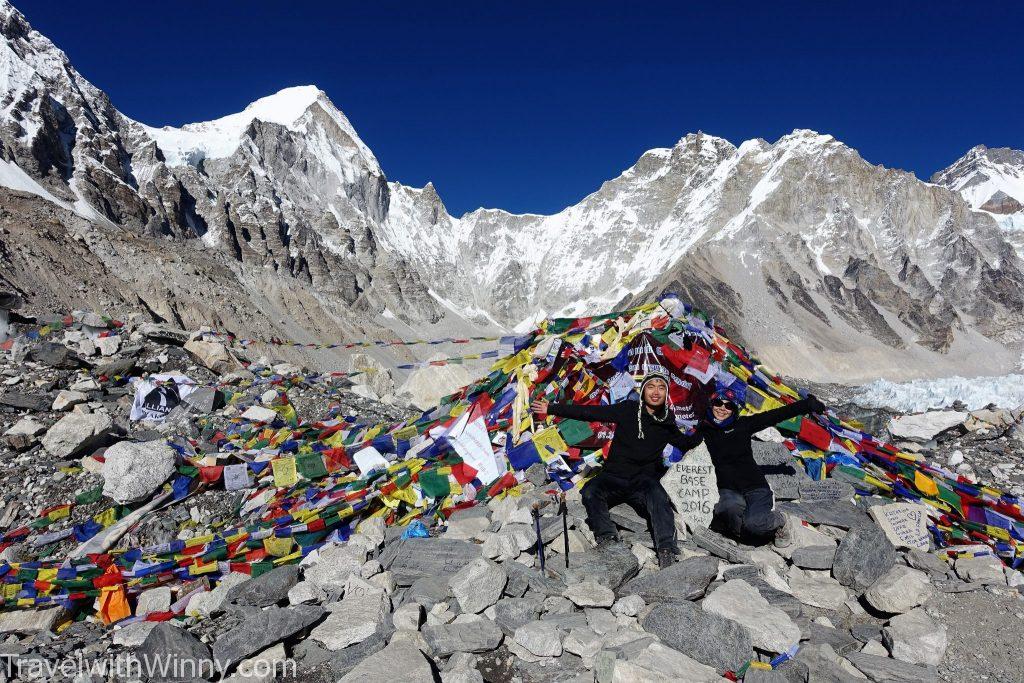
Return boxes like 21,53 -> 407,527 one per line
637,372 -> 672,438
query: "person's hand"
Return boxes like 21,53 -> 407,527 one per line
806,394 -> 827,414
531,399 -> 549,415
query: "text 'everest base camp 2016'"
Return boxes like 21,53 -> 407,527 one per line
1,2 -> 1024,682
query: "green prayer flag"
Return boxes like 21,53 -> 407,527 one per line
296,453 -> 328,479
557,419 -> 593,446
75,486 -> 104,505
419,468 -> 451,499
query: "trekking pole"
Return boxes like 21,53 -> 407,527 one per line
531,502 -> 546,573
559,492 -> 569,568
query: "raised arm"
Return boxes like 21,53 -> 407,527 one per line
667,425 -> 703,453
741,394 -> 826,433
534,399 -> 625,424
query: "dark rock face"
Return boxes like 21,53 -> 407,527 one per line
641,601 -> 753,672
832,523 -> 897,591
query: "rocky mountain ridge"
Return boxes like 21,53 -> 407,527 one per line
1,0 -> 1022,383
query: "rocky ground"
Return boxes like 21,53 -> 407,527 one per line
0,316 -> 1022,682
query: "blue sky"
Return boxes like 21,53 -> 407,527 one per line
17,1 -> 1023,216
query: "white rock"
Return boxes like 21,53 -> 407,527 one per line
260,389 -> 278,405
41,411 -> 113,458
304,543 -> 366,592
135,586 -> 172,617
312,590 -> 390,650
882,608 -> 948,666
863,566 -> 931,614
3,417 -> 47,437
449,559 -> 507,613
96,336 -> 121,356
101,439 -> 177,504
222,643 -> 287,683
52,390 -> 87,411
240,405 -> 279,423
287,580 -> 326,606
789,570 -> 850,610
620,642 -> 723,683
563,580 -> 615,608
611,594 -> 645,617
954,556 -> 1007,584
185,573 -> 250,617
702,579 -> 800,653
514,620 -> 562,657
861,639 -> 888,656
563,627 -> 603,666
394,602 -> 425,631
0,607 -> 62,634
887,411 -> 967,442
398,360 -> 471,411
112,621 -> 160,648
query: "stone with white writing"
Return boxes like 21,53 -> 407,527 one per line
867,502 -> 931,551
798,479 -> 854,504
661,443 -> 718,533
379,537 -> 481,586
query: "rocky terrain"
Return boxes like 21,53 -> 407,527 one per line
2,0 -> 1023,385
0,312 -> 1023,683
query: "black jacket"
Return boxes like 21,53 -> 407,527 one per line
547,400 -> 702,481
701,397 -> 815,492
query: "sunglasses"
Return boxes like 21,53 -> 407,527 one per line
711,399 -> 733,407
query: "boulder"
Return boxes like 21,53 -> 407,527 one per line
846,651 -> 939,682
661,442 -> 718,532
138,622 -> 214,682
379,537 -> 481,586
240,405 -> 279,423
52,389 -> 87,411
954,555 -> 1007,584
449,558 -> 507,613
213,605 -> 324,670
617,642 -> 723,683
563,580 -> 615,608
611,594 -> 645,617
617,554 -> 718,603
887,411 -> 967,442
348,353 -> 395,400
185,572 -> 250,617
422,619 -> 504,656
101,439 -> 177,504
304,543 -> 366,592
701,579 -> 800,653
338,639 -> 435,683
41,411 -> 114,458
184,337 -> 240,374
863,566 -> 931,614
493,598 -> 542,635
791,545 -> 837,570
789,570 -> 850,610
135,586 -> 172,617
311,589 -> 389,651
553,541 -> 639,590
868,502 -> 931,551
641,601 -> 752,672
832,523 -> 897,591
0,607 -> 63,634
227,565 -> 299,607
882,608 -> 948,667
514,620 -> 563,657
398,359 -> 471,410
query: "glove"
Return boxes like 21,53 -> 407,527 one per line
805,394 -> 827,414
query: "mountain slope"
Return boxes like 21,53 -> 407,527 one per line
933,145 -> 1024,257
0,0 -> 1022,384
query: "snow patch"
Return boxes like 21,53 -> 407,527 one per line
853,374 -> 1024,412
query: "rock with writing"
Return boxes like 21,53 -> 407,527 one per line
868,502 -> 931,551
662,443 -> 718,534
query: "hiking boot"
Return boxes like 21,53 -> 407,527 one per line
774,514 -> 798,548
657,548 -> 676,569
595,535 -> 619,550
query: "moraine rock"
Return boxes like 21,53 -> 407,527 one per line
882,608 -> 948,667
887,411 -> 967,442
41,411 -> 114,458
832,523 -> 897,591
311,586 -> 390,651
641,601 -> 752,672
422,619 -> 504,656
846,651 -> 939,682
304,543 -> 366,592
863,565 -> 931,614
701,579 -> 801,653
214,605 -> 325,670
954,555 -> 1007,584
101,439 -> 177,504
791,544 -> 837,570
789,570 -> 851,610
185,572 -> 250,617
514,620 -> 563,657
137,622 -> 214,682
338,639 -> 435,683
135,586 -> 172,617
0,607 -> 63,634
449,558 -> 507,613
563,580 -> 615,607
611,594 -> 645,617
393,601 -> 424,631
617,642 -> 724,683
379,537 -> 481,585
554,541 -> 639,590
493,598 -> 542,636
227,564 -> 299,607
617,554 -> 718,603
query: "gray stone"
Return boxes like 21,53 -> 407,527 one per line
287,579 -> 326,605
514,620 -> 563,657
661,443 -> 718,530
112,621 -> 159,648
135,586 -> 172,617
101,439 -> 177,504
138,622 -> 214,682
794,643 -> 863,683
422,619 -> 504,656
304,543 -> 365,592
882,608 -> 948,667
904,549 -> 951,577
503,560 -> 565,596
641,601 -> 752,672
689,526 -> 753,563
379,537 -> 481,585
846,651 -> 938,682
702,579 -> 800,653
31,342 -> 84,369
338,639 -> 435,683
408,574 -> 453,607
615,642 -> 723,682
618,554 -> 717,603
311,588 -> 389,650
563,580 -> 615,607
611,594 -> 645,617
850,623 -> 883,643
0,607 -> 63,634
449,558 -> 507,613
863,565 -> 931,614
832,523 -> 897,591
52,389 -> 87,411
41,411 -> 114,458
954,556 -> 1007,584
213,605 -> 324,671
493,598 -> 542,636
804,623 -> 860,656
293,631 -> 388,680
743,669 -> 789,683
552,542 -> 639,590
0,391 -> 51,412
778,500 -> 871,530
798,479 -> 854,504
227,564 -> 299,607
185,572 -> 250,618
791,545 -> 836,570
789,571 -> 850,610
394,601 -> 424,631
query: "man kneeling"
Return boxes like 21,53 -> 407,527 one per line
531,372 -> 702,569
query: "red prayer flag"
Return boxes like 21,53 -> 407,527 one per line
798,419 -> 832,451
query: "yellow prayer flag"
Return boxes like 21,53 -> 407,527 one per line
93,508 -> 118,528
272,457 -> 298,488
533,427 -> 569,462
263,535 -> 294,557
914,471 -> 939,497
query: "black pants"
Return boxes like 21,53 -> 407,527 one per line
581,471 -> 678,553
710,486 -> 784,541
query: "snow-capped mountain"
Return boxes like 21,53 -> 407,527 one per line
933,145 -> 1024,256
1,0 -> 1022,383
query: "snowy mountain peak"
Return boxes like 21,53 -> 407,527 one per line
934,144 -> 1024,247
137,84 -> 377,170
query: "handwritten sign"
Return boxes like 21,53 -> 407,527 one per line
868,502 -> 931,551
799,479 -> 853,504
661,443 -> 718,535
223,464 -> 252,491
